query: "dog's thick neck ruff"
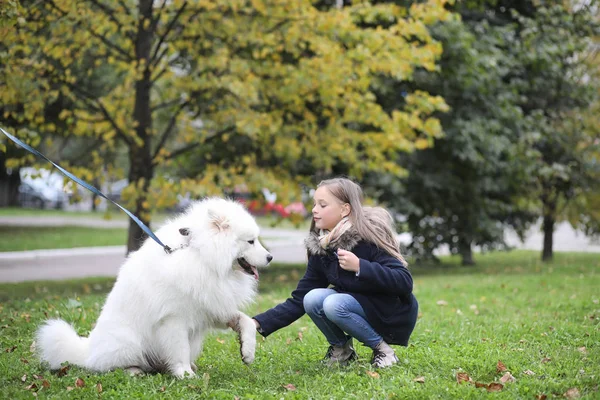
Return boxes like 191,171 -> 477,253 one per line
305,225 -> 362,256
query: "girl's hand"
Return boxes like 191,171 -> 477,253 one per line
337,249 -> 360,273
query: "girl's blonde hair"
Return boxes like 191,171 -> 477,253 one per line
310,178 -> 407,265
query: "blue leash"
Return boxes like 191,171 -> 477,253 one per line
1,127 -> 174,254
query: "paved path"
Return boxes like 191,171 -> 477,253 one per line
1,216 -> 598,283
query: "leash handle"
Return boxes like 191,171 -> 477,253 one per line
1,127 -> 173,254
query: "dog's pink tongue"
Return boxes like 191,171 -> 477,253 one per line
252,266 -> 259,280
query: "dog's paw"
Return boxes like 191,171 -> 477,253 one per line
172,365 -> 196,379
241,349 -> 255,365
125,366 -> 145,377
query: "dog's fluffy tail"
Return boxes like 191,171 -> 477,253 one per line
37,319 -> 89,369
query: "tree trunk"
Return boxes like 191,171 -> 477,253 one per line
458,237 -> 475,266
126,0 -> 155,254
541,192 -> 557,262
0,153 -> 21,207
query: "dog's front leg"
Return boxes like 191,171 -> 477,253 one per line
227,312 -> 256,365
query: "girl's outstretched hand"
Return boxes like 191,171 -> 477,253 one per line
337,249 -> 360,273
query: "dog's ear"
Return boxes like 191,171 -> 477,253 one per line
208,209 -> 230,232
179,228 -> 190,236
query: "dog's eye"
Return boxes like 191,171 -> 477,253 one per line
247,240 -> 254,245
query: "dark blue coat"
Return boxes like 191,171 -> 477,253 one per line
253,230 -> 418,346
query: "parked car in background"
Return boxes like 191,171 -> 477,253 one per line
18,168 -> 71,210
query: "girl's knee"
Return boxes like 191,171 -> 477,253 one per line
303,288 -> 332,313
322,294 -> 348,319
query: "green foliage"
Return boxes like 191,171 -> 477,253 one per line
0,251 -> 598,398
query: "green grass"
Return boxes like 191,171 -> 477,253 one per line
0,226 -> 128,252
0,251 -> 598,399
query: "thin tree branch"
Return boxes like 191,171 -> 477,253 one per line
151,98 -> 182,112
47,0 -> 133,62
162,126 -> 235,161
152,100 -> 190,160
88,0 -> 133,40
150,1 -> 188,66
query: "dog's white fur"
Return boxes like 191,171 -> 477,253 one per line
37,198 -> 271,378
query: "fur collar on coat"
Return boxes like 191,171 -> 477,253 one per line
304,227 -> 363,256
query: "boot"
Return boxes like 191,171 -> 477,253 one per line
370,340 -> 398,368
323,338 -> 358,367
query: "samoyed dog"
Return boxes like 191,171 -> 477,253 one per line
37,198 -> 272,378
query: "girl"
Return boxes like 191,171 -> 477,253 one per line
253,178 -> 418,368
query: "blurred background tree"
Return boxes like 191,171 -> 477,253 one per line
0,0 -> 451,252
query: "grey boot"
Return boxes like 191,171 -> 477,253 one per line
323,338 -> 358,367
370,340 -> 398,368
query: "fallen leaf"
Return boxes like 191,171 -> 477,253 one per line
437,300 -> 448,306
96,383 -> 103,393
159,386 -> 166,392
33,374 -> 44,380
42,380 -> 50,389
75,377 -> 85,388
365,370 -> 380,379
413,376 -> 425,383
523,370 -> 535,376
283,384 -> 296,391
500,372 -> 515,383
58,365 -> 70,377
474,382 -> 487,388
20,358 -> 29,364
487,382 -> 504,392
286,338 -> 292,345
21,374 -> 27,382
535,394 -> 547,400
297,331 -> 303,341
25,383 -> 38,391
300,327 -> 308,331
5,345 -> 17,353
66,387 -> 74,391
497,360 -> 507,373
564,388 -> 580,399
30,341 -> 36,353
577,347 -> 587,354
456,372 -> 471,384
541,357 -> 552,363
216,338 -> 225,344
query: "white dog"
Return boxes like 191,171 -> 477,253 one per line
37,198 -> 272,378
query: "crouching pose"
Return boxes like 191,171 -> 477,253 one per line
253,178 -> 418,368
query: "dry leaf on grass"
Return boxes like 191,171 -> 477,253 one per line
541,357 -> 551,363
564,388 -> 580,399
96,383 -> 103,393
523,370 -> 535,376
497,360 -> 507,373
487,383 -> 504,392
66,387 -> 74,391
5,345 -> 17,353
535,394 -> 547,400
42,380 -> 50,389
25,383 -> 38,391
216,338 -> 225,344
456,372 -> 472,384
413,376 -> 425,383
283,384 -> 296,391
297,331 -> 303,341
499,372 -> 515,383
577,347 -> 587,354
436,300 -> 448,306
58,365 -> 70,377
366,371 -> 380,379
75,377 -> 85,388
21,374 -> 27,382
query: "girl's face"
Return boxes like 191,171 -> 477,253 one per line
312,186 -> 350,231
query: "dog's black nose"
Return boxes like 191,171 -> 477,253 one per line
267,254 -> 273,263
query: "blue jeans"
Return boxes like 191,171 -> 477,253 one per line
303,288 -> 382,348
